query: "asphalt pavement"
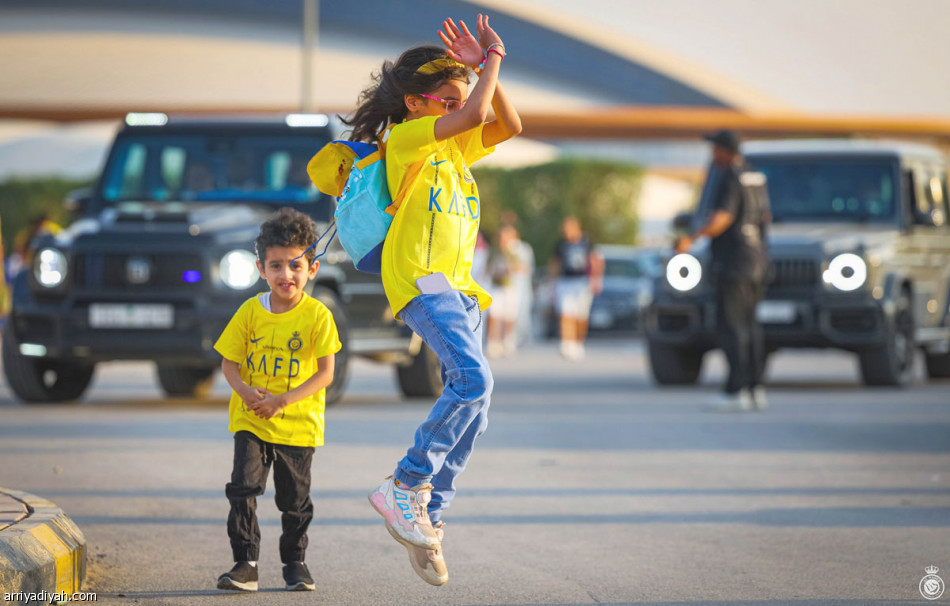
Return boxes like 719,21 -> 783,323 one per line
1,339 -> 948,605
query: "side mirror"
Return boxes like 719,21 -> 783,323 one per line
64,188 -> 92,215
672,211 -> 694,233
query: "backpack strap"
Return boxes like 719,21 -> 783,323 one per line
385,159 -> 426,216
376,124 -> 426,217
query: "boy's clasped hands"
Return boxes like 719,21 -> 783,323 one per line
238,385 -> 286,420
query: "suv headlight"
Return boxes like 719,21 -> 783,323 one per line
34,248 -> 68,287
823,253 -> 867,292
666,253 -> 702,292
220,250 -> 259,290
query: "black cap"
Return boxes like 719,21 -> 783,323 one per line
704,129 -> 740,153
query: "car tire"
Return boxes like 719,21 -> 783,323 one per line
859,290 -> 915,386
1,328 -> 95,403
156,364 -> 216,398
924,349 -> 950,379
647,340 -> 703,385
396,343 -> 443,398
311,286 -> 349,406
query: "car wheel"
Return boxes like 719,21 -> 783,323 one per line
859,290 -> 915,386
311,286 -> 349,406
647,339 -> 703,385
924,348 -> 950,379
156,364 -> 216,398
396,342 -> 443,398
1,328 -> 95,403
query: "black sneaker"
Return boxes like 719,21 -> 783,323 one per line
216,561 -> 258,592
283,562 -> 315,591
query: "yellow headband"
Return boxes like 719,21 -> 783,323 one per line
416,58 -> 466,75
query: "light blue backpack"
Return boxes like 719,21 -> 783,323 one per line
307,127 -> 424,274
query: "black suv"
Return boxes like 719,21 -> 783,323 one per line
2,114 -> 442,403
645,139 -> 950,386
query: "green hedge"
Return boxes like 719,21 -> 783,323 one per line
0,160 -> 643,269
473,159 -> 642,266
0,178 -> 94,253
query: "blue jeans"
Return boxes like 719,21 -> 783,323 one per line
395,290 -> 493,525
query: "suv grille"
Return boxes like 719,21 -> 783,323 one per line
73,252 -> 205,290
769,258 -> 819,289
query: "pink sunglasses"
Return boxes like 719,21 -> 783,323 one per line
419,93 -> 465,112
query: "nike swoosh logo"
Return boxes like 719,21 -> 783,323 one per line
431,160 -> 447,166
250,337 -> 264,343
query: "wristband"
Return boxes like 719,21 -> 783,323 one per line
486,42 -> 505,53
487,48 -> 505,61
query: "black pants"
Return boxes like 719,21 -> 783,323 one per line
715,279 -> 765,394
226,431 -> 314,563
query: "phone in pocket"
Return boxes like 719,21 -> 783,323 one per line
416,272 -> 452,294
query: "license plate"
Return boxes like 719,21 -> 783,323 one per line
756,300 -> 797,324
89,304 -> 174,329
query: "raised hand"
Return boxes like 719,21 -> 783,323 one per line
475,14 -> 503,52
438,18 -> 483,67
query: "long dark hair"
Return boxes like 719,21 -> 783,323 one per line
342,45 -> 470,143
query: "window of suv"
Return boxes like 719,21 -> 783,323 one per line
748,156 -> 897,223
99,134 -> 326,206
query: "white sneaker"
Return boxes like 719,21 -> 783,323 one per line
560,340 -> 572,359
391,521 -> 448,586
751,387 -> 769,411
368,476 -> 440,550
705,389 -> 754,412
560,341 -> 585,360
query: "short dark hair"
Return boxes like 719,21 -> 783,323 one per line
255,207 -> 317,264
704,129 -> 741,153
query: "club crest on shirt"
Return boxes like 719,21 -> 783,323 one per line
288,331 -> 303,353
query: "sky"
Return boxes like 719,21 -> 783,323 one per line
1,0 -> 948,181
497,0 -> 950,115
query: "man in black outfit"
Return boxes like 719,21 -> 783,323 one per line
676,130 -> 770,411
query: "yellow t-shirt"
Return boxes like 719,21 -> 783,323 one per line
382,116 -> 495,316
214,293 -> 341,447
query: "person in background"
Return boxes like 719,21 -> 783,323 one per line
500,211 -> 535,347
676,129 -> 770,412
549,216 -> 603,360
487,224 -> 524,357
9,213 -> 62,278
471,230 -> 490,291
0,216 -> 9,319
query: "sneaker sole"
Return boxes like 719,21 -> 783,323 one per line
285,582 -> 315,591
216,577 -> 258,592
367,494 -> 440,550
387,525 -> 448,586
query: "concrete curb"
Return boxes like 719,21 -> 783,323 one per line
0,488 -> 86,599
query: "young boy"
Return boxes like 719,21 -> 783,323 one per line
214,207 -> 341,592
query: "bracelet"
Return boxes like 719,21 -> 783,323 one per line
487,48 -> 505,61
486,42 -> 505,53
